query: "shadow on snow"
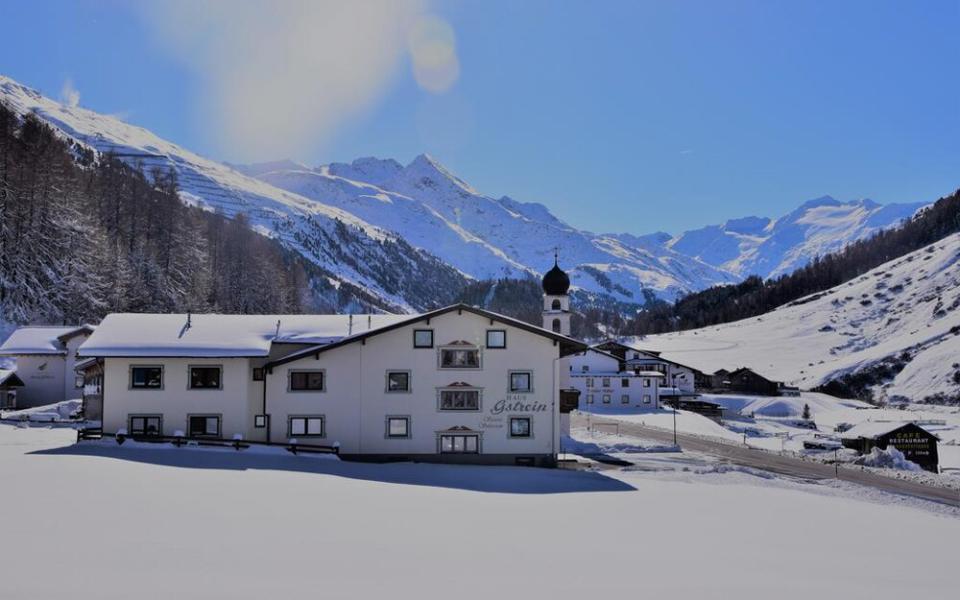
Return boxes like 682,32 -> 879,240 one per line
30,442 -> 636,495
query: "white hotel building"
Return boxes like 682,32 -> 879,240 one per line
76,264 -> 585,466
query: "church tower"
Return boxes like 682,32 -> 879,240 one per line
541,251 -> 571,335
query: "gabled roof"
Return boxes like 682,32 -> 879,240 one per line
0,325 -> 95,356
266,304 -> 587,369
570,347 -> 622,362
595,340 -> 697,371
840,421 -> 940,441
79,313 -> 410,358
0,369 -> 24,387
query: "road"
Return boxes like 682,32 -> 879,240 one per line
571,413 -> 960,508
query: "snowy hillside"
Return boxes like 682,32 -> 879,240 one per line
0,75 -> 465,312
258,156 -> 740,301
631,232 -> 960,403
669,196 -> 925,278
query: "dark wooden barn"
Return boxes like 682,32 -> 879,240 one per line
724,367 -> 782,396
841,422 -> 940,473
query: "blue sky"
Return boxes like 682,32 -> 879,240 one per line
1,0 -> 957,234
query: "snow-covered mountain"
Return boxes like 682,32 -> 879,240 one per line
0,75 -> 466,313
256,156 -> 741,301
668,196 -> 926,278
0,73 -> 928,312
633,232 -> 960,403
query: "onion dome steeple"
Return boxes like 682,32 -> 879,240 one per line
542,250 -> 570,296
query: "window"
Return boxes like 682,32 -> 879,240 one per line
644,379 -> 651,387
581,365 -> 589,372
440,434 -> 479,454
486,329 -> 506,349
602,394 -> 611,404
290,371 -> 324,391
129,415 -> 162,436
189,366 -> 222,390
386,371 -> 410,392
254,415 -> 268,428
643,394 -> 651,404
252,367 -> 265,381
621,394 -> 630,404
509,417 -> 531,438
413,329 -> 434,348
551,318 -> 561,333
586,377 -> 594,387
188,415 -> 221,438
586,394 -> 594,404
386,416 -> 410,438
439,389 -> 480,411
602,378 -> 611,387
509,371 -> 532,393
621,378 -> 630,388
130,366 -> 162,389
440,348 -> 480,369
288,416 -> 325,438
551,298 -> 561,310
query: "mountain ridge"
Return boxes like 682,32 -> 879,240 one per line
0,73 -> 927,314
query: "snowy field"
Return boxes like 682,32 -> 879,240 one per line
581,393 -> 960,477
1,424 -> 958,600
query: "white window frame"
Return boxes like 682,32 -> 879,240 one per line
288,415 -> 325,438
438,388 -> 482,412
438,346 -> 482,369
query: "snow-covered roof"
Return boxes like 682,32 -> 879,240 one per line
0,325 -> 94,355
79,313 -> 410,358
840,421 -> 938,441
0,368 -> 24,386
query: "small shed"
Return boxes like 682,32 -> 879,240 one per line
0,369 -> 25,409
841,422 -> 940,473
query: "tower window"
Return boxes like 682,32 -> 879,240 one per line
551,299 -> 561,310
552,318 -> 561,333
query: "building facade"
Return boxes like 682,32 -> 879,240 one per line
78,304 -> 585,467
566,348 -> 662,409
0,325 -> 94,408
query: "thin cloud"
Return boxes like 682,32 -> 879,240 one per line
679,149 -> 694,155
60,78 -> 80,108
139,0 -> 445,162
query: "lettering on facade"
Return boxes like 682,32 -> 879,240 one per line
490,396 -> 548,415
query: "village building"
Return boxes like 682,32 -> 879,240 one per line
0,369 -> 25,410
709,367 -> 786,396
566,347 -> 663,409
841,422 -> 940,473
0,325 -> 95,408
76,268 -> 586,466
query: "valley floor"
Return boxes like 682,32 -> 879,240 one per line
1,423 -> 957,599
